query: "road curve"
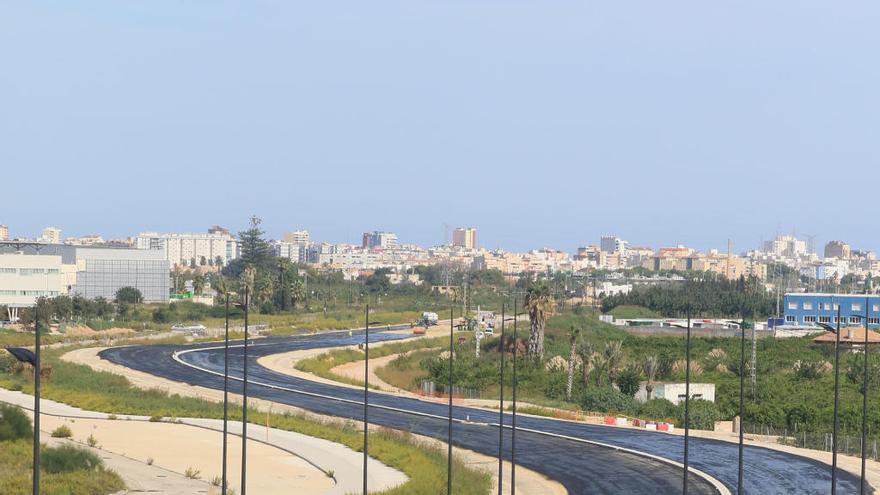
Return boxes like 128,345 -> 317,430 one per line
101,328 -> 863,494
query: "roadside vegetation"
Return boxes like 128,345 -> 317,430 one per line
0,348 -> 492,495
295,335 -> 450,387
0,404 -> 124,495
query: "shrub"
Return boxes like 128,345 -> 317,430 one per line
42,444 -> 102,473
580,387 -> 638,415
51,424 -> 73,438
639,398 -> 678,421
86,433 -> 98,447
0,404 -> 32,441
678,399 -> 720,430
615,367 -> 641,397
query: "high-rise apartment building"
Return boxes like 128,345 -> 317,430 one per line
824,240 -> 851,260
282,230 -> 310,245
763,235 -> 808,257
0,225 -> 8,241
452,228 -> 477,249
362,231 -> 398,249
40,227 -> 62,244
600,235 -> 628,256
136,229 -> 238,267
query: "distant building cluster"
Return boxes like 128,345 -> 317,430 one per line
2,218 -> 879,319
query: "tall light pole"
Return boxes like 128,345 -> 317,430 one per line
447,304 -> 454,494
737,312 -> 746,495
33,300 -> 41,495
222,292 -> 230,495
496,307 -> 516,495
511,296 -> 518,495
497,303 -> 505,495
683,312 -> 691,495
850,298 -> 872,494
241,286 -> 250,495
818,305 -> 843,495
362,306 -> 384,495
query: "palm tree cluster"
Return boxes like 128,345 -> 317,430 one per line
524,282 -> 554,360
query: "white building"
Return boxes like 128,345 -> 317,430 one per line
275,241 -> 309,263
635,382 -> 716,405
763,235 -> 808,258
0,225 -> 8,241
40,227 -> 62,244
136,230 -> 238,267
282,230 -> 310,245
362,231 -> 398,249
0,253 -> 68,321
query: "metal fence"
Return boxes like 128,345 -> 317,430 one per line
419,380 -> 481,399
745,423 -> 880,461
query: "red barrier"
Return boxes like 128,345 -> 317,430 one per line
604,416 -> 615,425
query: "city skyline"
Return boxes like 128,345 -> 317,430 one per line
0,220 -> 875,257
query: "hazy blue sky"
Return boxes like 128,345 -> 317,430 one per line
2,2 -> 878,253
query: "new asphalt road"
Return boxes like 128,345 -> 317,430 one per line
101,328 -> 864,494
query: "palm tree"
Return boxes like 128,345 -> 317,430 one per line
592,352 -> 608,386
524,282 -> 554,360
240,266 -> 256,307
604,340 -> 623,386
566,325 -> 582,402
192,274 -> 207,295
290,280 -> 305,309
643,355 -> 659,400
577,340 -> 594,387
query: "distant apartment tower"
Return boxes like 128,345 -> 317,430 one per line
452,228 -> 477,249
600,235 -> 628,256
763,235 -> 808,257
40,227 -> 62,244
0,224 -> 7,241
282,230 -> 310,245
136,229 -> 238,267
362,231 -> 398,249
824,240 -> 851,260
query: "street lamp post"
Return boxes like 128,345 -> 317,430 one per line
818,305 -> 843,495
33,301 -> 41,495
683,313 -> 691,495
222,292 -> 230,495
496,307 -> 516,495
498,302 -> 505,495
849,299 -> 872,494
862,297 -> 870,495
241,286 -> 250,495
737,313 -> 747,495
448,304 -> 454,494
511,296 -> 518,495
362,305 -> 384,495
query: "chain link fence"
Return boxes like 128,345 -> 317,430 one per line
745,423 -> 880,461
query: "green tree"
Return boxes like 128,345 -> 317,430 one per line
115,287 -> 143,304
238,216 -> 272,269
524,282 -> 554,360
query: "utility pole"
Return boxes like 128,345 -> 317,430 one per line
241,286 -> 250,495
33,300 -> 41,495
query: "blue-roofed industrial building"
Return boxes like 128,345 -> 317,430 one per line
783,293 -> 880,328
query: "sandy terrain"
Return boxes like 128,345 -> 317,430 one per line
41,415 -> 331,495
61,325 -> 135,337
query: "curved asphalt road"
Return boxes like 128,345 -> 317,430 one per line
101,328 -> 863,494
